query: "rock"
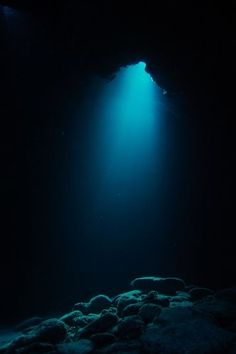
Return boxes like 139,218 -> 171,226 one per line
142,291 -> 170,307
155,305 -> 213,325
131,276 -> 185,295
141,319 -> 236,354
117,297 -> 139,317
194,297 -> 236,327
90,332 -> 116,347
100,339 -> 142,353
170,300 -> 193,308
1,335 -> 33,353
79,313 -> 118,338
189,287 -> 214,301
185,284 -> 197,291
87,294 -> 112,314
216,287 -> 236,303
3,279 -> 236,354
112,291 -> 142,306
64,314 -> 98,330
86,313 -> 100,322
15,317 -> 45,332
15,342 -> 54,353
114,315 -> 144,339
101,307 -> 117,316
169,291 -> 193,308
73,302 -> 89,314
113,290 -> 142,316
56,339 -> 94,354
32,319 -> 68,344
60,310 -> 83,326
138,303 -> 161,323
171,291 -> 191,302
121,303 -> 143,318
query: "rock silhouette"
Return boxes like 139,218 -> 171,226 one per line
0,277 -> 235,353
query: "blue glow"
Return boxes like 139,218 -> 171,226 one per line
90,61 -> 165,210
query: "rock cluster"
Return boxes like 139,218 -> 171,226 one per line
1,277 -> 236,353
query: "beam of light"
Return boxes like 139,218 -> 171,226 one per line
68,61 -> 169,278
90,61 -> 165,212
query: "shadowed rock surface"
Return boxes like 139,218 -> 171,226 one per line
0,276 -> 236,353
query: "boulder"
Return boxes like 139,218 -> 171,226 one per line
32,319 -> 68,344
170,300 -> 193,308
189,287 -> 214,301
100,340 -> 142,354
60,311 -> 83,326
138,303 -> 161,323
155,306 -> 200,325
131,277 -> 185,295
112,291 -> 142,306
15,317 -> 44,332
141,319 -> 236,354
1,335 -> 33,353
79,313 -> 118,338
171,291 -> 191,302
101,307 -> 117,315
114,315 -> 144,339
73,302 -> 88,314
56,339 -> 94,354
117,297 -> 139,317
86,313 -> 100,322
100,339 -> 142,353
15,342 -> 54,353
90,332 -> 116,347
0,320 -> 67,354
87,294 -> 112,314
142,291 -> 170,307
194,297 -> 236,327
121,303 -> 143,318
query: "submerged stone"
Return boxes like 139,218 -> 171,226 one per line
60,311 -> 83,326
112,291 -> 142,306
73,302 -> 89,314
100,339 -> 142,354
189,287 -> 214,301
78,313 -> 118,338
121,303 -> 143,318
131,276 -> 185,295
194,297 -> 236,327
142,291 -> 170,307
2,277 -> 236,354
87,295 -> 112,314
114,315 -> 144,339
155,305 -> 215,326
141,319 -> 236,354
32,319 -> 68,344
90,332 -> 116,347
56,339 -> 94,354
14,342 -> 54,353
15,317 -> 45,332
138,303 -> 161,323
117,297 -> 139,317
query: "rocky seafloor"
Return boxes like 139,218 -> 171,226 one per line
1,276 -> 236,354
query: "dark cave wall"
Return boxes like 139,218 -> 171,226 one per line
0,1 -> 235,323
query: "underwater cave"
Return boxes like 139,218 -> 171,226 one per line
0,1 -> 235,353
